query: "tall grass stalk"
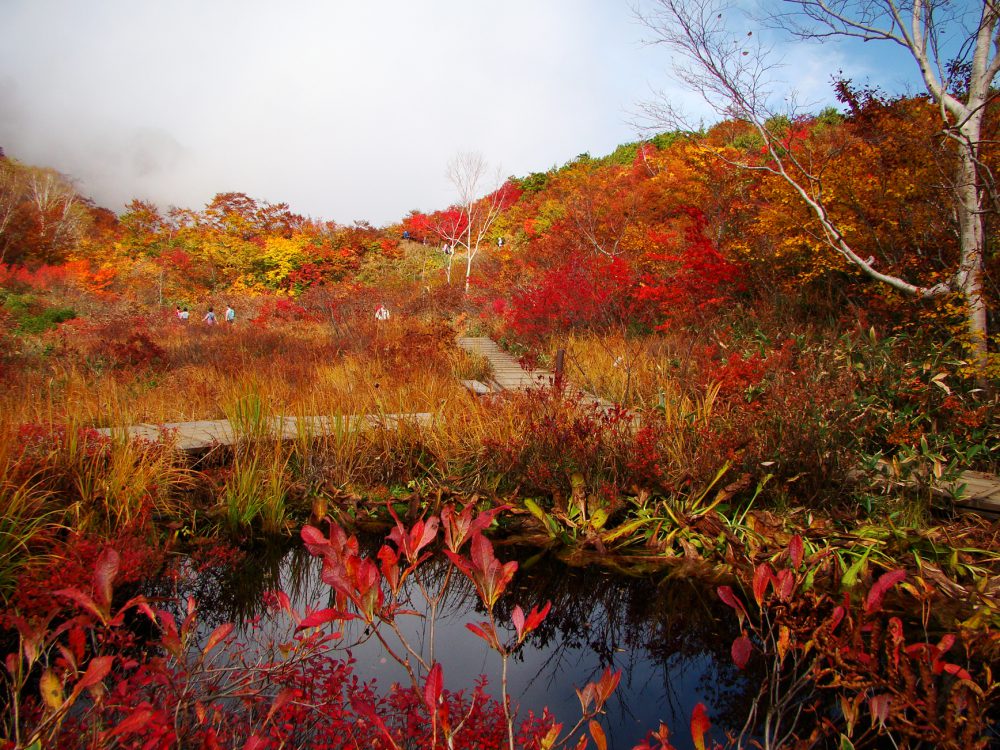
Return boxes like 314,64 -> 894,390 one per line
431,396 -> 528,493
0,478 -> 60,602
258,449 -> 291,535
448,347 -> 494,383
297,412 -> 369,491
224,386 -> 272,443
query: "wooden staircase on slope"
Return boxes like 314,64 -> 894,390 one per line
456,336 -> 615,410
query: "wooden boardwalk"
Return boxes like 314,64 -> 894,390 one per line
93,413 -> 433,452
456,336 -> 615,410
940,471 -> 1000,517
456,336 -> 553,390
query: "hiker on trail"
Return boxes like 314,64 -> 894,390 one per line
225,305 -> 235,324
179,307 -> 189,322
374,303 -> 390,321
204,307 -> 217,325
175,306 -> 183,320
497,236 -> 505,248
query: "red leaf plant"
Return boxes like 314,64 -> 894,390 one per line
701,540 -> 995,749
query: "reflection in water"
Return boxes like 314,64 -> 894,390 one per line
145,538 -> 757,750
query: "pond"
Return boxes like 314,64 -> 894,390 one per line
146,538 -> 759,750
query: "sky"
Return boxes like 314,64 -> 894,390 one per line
0,0 -> 921,226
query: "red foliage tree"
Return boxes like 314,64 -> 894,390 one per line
501,254 -> 656,341
637,207 -> 743,324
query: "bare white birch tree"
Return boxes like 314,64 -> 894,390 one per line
0,160 -> 24,264
28,168 -> 83,261
0,162 -> 84,265
446,152 -> 510,293
636,0 -> 998,375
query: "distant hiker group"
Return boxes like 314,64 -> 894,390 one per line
175,305 -> 235,326
438,237 -> 504,255
174,302 -> 391,325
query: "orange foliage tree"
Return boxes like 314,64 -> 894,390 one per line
638,0 -> 1000,376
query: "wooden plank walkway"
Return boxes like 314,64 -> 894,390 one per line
456,336 -> 615,410
456,336 -> 553,390
93,413 -> 433,452
942,471 -> 1000,517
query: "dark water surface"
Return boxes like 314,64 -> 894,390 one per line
147,539 -> 757,749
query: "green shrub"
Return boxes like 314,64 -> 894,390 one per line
16,306 -> 76,334
1,292 -> 76,334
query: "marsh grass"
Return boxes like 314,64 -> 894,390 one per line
257,449 -> 292,535
1,304 -> 990,550
222,446 -> 291,536
289,412 -> 369,494
224,386 -> 272,443
8,416 -> 192,533
0,311 -> 489,540
0,478 -> 61,601
221,452 -> 267,533
560,332 -> 731,412
448,347 -> 494,383
87,435 -> 193,532
559,332 -> 669,407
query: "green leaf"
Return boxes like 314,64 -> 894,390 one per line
802,566 -> 817,591
548,517 -> 566,539
523,498 -> 548,523
520,550 -> 547,570
842,547 -> 872,589
602,518 -> 648,543
524,498 -> 562,540
590,508 -> 609,531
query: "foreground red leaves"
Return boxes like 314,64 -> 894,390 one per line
1,506 -> 624,750
4,516 -> 995,750
712,535 -> 996,750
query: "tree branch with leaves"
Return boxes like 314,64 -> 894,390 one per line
636,0 -> 997,376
